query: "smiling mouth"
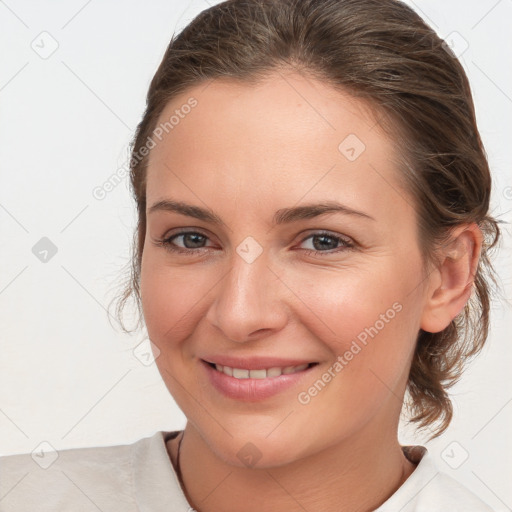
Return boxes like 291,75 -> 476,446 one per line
204,361 -> 318,379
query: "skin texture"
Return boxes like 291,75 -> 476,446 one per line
140,70 -> 482,512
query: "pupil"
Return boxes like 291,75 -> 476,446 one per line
185,234 -> 205,248
314,235 -> 336,251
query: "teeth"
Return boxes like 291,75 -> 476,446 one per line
212,362 -> 311,379
249,369 -> 267,379
233,368 -> 249,379
266,367 -> 283,378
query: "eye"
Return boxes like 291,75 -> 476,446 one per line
153,229 -> 355,257
298,231 -> 355,256
154,230 -> 214,254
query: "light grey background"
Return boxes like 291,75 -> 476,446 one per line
1,0 -> 511,509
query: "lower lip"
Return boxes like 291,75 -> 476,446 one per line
201,360 -> 317,401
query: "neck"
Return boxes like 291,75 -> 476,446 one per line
172,417 -> 416,512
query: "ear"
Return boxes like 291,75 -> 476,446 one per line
420,223 -> 483,333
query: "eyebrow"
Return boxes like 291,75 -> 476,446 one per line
147,199 -> 375,225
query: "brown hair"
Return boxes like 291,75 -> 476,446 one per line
111,0 -> 501,438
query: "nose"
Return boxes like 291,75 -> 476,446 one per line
205,247 -> 289,343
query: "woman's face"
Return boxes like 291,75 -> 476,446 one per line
140,71 -> 431,467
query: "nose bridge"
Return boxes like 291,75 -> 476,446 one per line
206,239 -> 287,342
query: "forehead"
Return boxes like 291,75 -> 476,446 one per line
145,71 -> 412,224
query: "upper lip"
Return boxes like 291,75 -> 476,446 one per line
201,355 -> 317,370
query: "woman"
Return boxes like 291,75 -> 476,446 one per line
0,0 -> 501,510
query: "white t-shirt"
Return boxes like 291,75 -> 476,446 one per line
0,430 -> 494,511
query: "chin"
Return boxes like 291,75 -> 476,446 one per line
196,423 -> 315,470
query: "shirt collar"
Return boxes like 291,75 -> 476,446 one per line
133,431 -> 434,512
132,430 -> 192,511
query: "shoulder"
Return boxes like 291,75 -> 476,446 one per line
376,446 -> 495,512
0,430 -> 183,512
420,470 -> 495,511
436,471 -> 493,512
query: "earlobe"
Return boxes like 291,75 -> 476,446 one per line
420,224 -> 483,333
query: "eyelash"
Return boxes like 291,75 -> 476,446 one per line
154,229 -> 355,257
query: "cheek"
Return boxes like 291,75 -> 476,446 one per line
334,301 -> 416,391
290,263 -> 413,342
140,252 -> 217,346
296,265 -> 420,397
294,299 -> 418,441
